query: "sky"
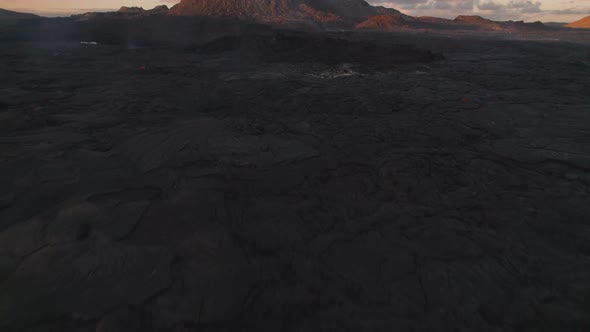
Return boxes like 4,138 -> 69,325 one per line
0,0 -> 588,22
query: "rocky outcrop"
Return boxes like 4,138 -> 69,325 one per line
151,5 -> 170,13
356,14 -> 409,30
453,15 -> 504,30
117,5 -> 169,16
117,6 -> 145,13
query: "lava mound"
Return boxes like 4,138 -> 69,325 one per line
197,32 -> 444,66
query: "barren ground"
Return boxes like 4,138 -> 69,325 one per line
1,31 -> 590,331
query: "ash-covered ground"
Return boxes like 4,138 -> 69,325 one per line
1,29 -> 590,332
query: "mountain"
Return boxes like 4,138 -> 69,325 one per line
0,8 -> 39,24
567,16 -> 590,29
168,0 -> 407,27
165,2 -> 547,32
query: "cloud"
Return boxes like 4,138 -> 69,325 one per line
507,0 -> 542,13
434,1 -> 453,9
476,0 -> 542,13
477,1 -> 505,11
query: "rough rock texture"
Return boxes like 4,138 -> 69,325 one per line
0,241 -> 172,330
0,25 -> 589,332
198,32 -> 444,65
96,307 -> 142,332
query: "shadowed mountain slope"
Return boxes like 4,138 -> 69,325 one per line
0,8 -> 39,24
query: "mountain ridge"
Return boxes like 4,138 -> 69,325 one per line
0,8 -> 39,19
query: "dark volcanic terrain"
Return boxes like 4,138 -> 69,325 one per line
1,3 -> 590,332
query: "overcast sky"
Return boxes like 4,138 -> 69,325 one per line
0,0 -> 588,22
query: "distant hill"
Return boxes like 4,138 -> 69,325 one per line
545,22 -> 567,28
453,15 -> 503,30
567,16 -> 590,29
117,5 -> 169,15
356,14 -> 547,32
118,6 -> 146,14
0,8 -> 39,23
356,15 -> 410,30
